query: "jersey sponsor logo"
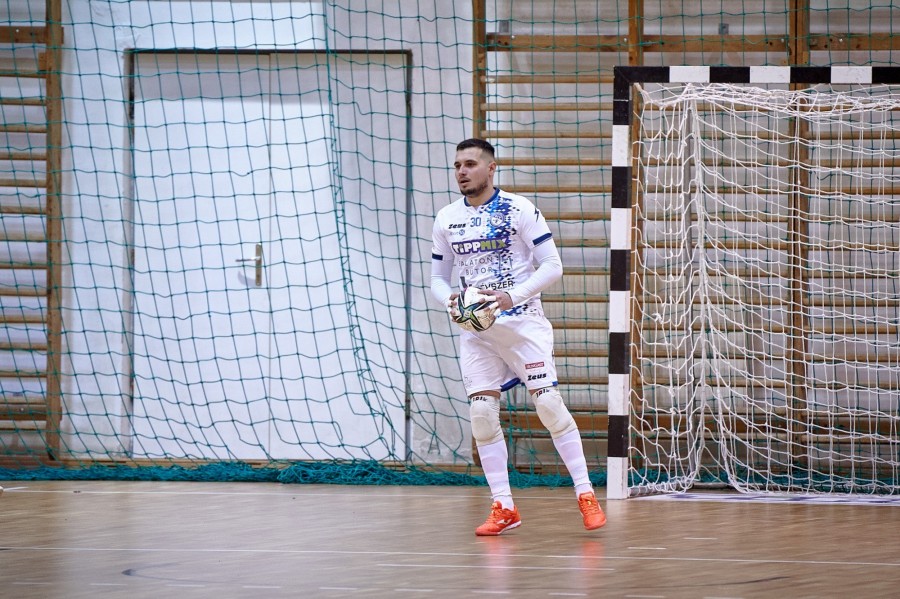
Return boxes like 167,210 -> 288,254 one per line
525,361 -> 545,369
448,223 -> 466,229
484,280 -> 515,291
452,237 -> 510,255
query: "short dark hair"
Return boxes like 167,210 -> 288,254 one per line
456,138 -> 495,159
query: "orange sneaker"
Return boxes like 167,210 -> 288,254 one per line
578,492 -> 607,530
475,501 -> 522,536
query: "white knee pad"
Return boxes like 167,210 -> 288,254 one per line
533,387 -> 577,439
469,395 -> 503,446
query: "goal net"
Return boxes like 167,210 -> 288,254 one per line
619,70 -> 900,496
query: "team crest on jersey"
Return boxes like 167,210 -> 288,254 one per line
490,214 -> 507,227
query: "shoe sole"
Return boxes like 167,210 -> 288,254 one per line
476,520 -> 522,536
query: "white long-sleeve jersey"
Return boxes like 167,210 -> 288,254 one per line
430,187 -> 562,317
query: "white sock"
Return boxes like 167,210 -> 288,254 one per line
552,429 -> 593,497
477,439 -> 514,509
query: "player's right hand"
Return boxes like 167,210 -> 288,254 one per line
446,293 -> 462,322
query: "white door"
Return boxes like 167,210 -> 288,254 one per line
129,52 -> 407,460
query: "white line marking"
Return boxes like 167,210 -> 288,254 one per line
628,547 -> 668,550
3,546 -> 900,569
320,587 -> 359,591
549,593 -> 588,597
90,583 -> 127,587
625,595 -> 666,598
637,492 -> 900,506
166,584 -> 206,588
12,582 -> 51,586
379,563 -> 614,572
395,589 -> 434,593
0,487 -> 584,502
242,585 -> 283,589
472,592 -> 511,595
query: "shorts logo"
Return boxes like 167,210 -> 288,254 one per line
525,362 -> 545,370
527,373 -> 547,381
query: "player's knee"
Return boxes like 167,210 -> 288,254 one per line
532,387 -> 577,439
469,394 -> 503,446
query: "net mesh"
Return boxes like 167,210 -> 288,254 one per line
0,1 -> 897,489
631,82 -> 900,495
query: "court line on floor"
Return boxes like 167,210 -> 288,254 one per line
0,486 -> 481,498
636,492 -> 900,506
2,545 -> 900,569
7,484 -> 896,506
0,486 -> 583,501
378,563 -> 615,572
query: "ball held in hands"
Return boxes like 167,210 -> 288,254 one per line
449,287 -> 497,333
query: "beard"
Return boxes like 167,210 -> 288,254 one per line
460,179 -> 490,198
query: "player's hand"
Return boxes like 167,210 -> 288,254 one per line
446,293 -> 462,322
478,289 -> 513,314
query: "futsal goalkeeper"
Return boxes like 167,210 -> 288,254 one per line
430,138 -> 607,536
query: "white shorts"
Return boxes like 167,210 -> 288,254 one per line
459,311 -> 558,396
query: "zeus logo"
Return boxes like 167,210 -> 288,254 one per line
452,238 -> 509,255
527,373 -> 547,381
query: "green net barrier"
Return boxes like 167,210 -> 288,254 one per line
0,1 -> 897,488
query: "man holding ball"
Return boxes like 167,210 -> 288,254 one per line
430,138 -> 607,536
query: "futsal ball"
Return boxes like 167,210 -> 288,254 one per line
453,287 -> 497,333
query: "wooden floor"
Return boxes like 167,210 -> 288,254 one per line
1,481 -> 899,598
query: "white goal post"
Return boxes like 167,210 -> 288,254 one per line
607,66 -> 900,499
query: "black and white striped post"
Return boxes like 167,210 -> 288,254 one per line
605,65 -> 899,499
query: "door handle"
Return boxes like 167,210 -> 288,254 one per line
235,243 -> 263,287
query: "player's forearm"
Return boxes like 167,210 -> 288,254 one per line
430,256 -> 455,305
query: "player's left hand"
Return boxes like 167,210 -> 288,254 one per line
478,289 -> 513,314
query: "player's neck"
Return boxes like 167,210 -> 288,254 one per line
466,186 -> 497,207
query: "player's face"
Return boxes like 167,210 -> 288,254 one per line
454,147 -> 496,202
